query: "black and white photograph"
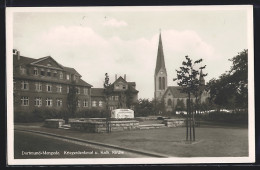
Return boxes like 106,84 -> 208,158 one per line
6,6 -> 254,165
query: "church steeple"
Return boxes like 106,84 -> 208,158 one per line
154,32 -> 167,100
155,32 -> 166,75
199,69 -> 205,86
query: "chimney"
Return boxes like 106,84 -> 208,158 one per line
124,74 -> 126,80
115,74 -> 117,81
13,49 -> 20,60
17,51 -> 20,60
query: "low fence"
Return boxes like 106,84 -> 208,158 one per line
163,119 -> 185,127
43,119 -> 65,128
70,120 -> 140,133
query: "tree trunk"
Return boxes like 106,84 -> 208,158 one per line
192,103 -> 196,141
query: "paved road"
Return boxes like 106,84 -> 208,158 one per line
14,130 -> 148,159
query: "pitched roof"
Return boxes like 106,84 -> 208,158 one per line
155,33 -> 166,75
63,66 -> 81,76
13,52 -> 91,87
13,56 -> 37,67
112,76 -> 127,85
78,79 -> 92,87
91,88 -> 105,97
164,86 -> 195,98
128,82 -> 136,86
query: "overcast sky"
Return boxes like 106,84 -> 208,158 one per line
11,6 -> 251,100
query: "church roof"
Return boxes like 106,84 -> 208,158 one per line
155,33 -> 166,75
163,86 -> 195,98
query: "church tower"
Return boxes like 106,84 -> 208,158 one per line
199,69 -> 205,86
154,32 -> 167,100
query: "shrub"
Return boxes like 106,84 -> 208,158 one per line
14,108 -> 64,123
14,111 -> 36,123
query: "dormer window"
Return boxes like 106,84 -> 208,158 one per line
66,74 -> 70,80
53,71 -> 57,77
47,69 -> 51,77
33,67 -> 38,76
20,66 -> 26,75
40,69 -> 45,76
59,72 -> 63,79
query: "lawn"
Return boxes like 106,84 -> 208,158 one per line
14,122 -> 248,157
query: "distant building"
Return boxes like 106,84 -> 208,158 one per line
91,74 -> 139,111
13,49 -> 92,113
154,33 -> 210,112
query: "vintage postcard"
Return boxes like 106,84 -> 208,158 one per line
6,6 -> 254,165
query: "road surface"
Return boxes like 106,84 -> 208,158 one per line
14,130 -> 152,159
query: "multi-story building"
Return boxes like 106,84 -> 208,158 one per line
91,74 -> 139,111
13,49 -> 92,113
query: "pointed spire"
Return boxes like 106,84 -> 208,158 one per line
155,32 -> 166,75
199,69 -> 205,85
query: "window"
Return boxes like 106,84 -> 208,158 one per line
40,69 -> 45,76
99,101 -> 103,107
56,99 -> 62,107
109,106 -> 114,110
167,99 -> 172,106
34,97 -> 42,107
47,69 -> 51,77
46,98 -> 53,107
162,77 -> 165,90
33,67 -> 38,76
21,81 -> 29,90
67,86 -> 70,93
92,101 -> 97,107
76,87 -> 80,94
59,72 -> 63,79
159,77 -> 162,90
53,71 -> 57,77
122,85 -> 126,89
115,96 -> 118,101
21,97 -> 29,106
74,75 -> 78,81
57,85 -> 62,93
20,66 -> 26,74
35,82 -> 42,91
83,100 -> 88,107
66,74 -> 70,80
77,100 -> 81,107
84,88 -> 88,95
46,84 -> 52,92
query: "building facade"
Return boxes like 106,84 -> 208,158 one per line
154,33 -> 210,112
13,49 -> 92,113
91,75 -> 139,111
13,49 -> 139,114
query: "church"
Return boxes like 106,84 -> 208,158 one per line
154,33 -> 210,113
